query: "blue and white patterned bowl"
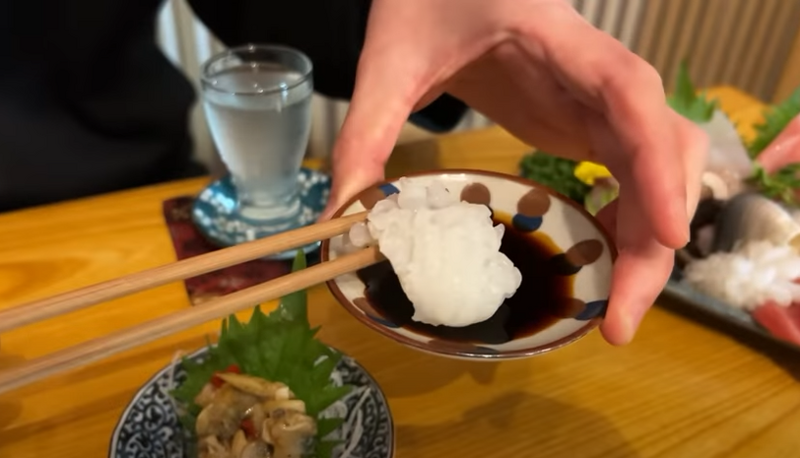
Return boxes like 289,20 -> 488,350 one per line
322,169 -> 616,360
109,346 -> 394,458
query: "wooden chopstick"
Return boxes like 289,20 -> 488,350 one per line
0,245 -> 384,395
0,211 -> 368,333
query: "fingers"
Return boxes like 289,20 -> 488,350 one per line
522,13 -> 690,249
594,114 -> 704,344
599,192 -> 675,345
519,16 -> 708,343
320,76 -> 412,220
601,241 -> 674,345
320,13 -> 429,220
445,42 -> 592,160
671,109 -> 709,220
584,110 -> 704,347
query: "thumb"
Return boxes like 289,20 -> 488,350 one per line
319,35 -> 426,221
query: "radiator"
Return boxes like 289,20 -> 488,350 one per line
156,0 -> 800,167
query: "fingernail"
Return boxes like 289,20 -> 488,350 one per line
684,193 -> 695,242
671,208 -> 691,247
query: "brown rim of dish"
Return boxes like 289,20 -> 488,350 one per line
320,168 -> 618,359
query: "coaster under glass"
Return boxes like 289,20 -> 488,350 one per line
192,167 -> 331,259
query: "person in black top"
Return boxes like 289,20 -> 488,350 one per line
0,0 -> 462,214
2,0 -> 707,346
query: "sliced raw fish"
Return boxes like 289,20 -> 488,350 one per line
754,114 -> 800,173
711,193 -> 800,253
752,301 -> 800,346
699,110 -> 754,177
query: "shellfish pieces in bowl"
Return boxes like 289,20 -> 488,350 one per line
109,254 -> 394,458
321,170 -> 616,360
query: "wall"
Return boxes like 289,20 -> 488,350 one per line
156,0 -> 800,169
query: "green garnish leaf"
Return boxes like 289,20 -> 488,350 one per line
747,86 -> 800,158
584,184 -> 619,216
310,438 -> 343,458
519,151 -> 591,203
667,60 -> 718,123
171,250 -> 354,458
748,163 -> 800,206
316,417 -> 345,439
519,61 -> 717,204
280,250 -> 310,321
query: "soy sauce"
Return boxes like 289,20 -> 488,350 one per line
355,211 -> 575,344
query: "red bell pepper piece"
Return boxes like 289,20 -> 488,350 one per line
210,363 -> 241,388
240,418 -> 258,440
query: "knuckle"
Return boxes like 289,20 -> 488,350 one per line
607,51 -> 663,93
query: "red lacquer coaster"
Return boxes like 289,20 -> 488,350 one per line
162,196 -> 319,305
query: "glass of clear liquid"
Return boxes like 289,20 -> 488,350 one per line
200,44 -> 313,227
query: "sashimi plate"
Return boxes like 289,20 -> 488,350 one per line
664,274 -> 800,352
108,346 -> 395,458
516,61 -> 800,352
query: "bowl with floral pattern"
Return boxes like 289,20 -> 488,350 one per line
108,346 -> 395,458
321,169 -> 617,360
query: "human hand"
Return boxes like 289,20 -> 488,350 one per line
321,0 -> 708,345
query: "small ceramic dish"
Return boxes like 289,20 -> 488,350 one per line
321,170 -> 616,360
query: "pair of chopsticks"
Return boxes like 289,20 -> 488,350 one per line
0,211 -> 383,395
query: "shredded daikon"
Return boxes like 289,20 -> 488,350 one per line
165,350 -> 183,392
683,240 -> 800,310
339,409 -> 364,458
161,350 -> 185,416
332,386 -> 372,458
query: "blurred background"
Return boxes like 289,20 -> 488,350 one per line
156,0 -> 800,171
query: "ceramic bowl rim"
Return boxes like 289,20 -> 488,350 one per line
108,344 -> 396,457
320,168 -> 618,359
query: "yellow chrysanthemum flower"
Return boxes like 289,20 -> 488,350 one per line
574,162 -> 612,186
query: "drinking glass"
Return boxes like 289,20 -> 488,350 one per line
200,44 -> 313,227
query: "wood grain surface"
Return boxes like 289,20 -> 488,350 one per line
1,87 -> 799,458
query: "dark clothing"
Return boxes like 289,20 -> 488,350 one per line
0,0 -> 468,212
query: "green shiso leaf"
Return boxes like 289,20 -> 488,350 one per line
748,163 -> 800,207
667,60 -> 718,124
518,61 -> 718,205
747,86 -> 800,158
518,151 -> 591,203
742,84 -> 800,205
171,250 -> 353,458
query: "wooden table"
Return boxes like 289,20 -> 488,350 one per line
1,87 -> 799,458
